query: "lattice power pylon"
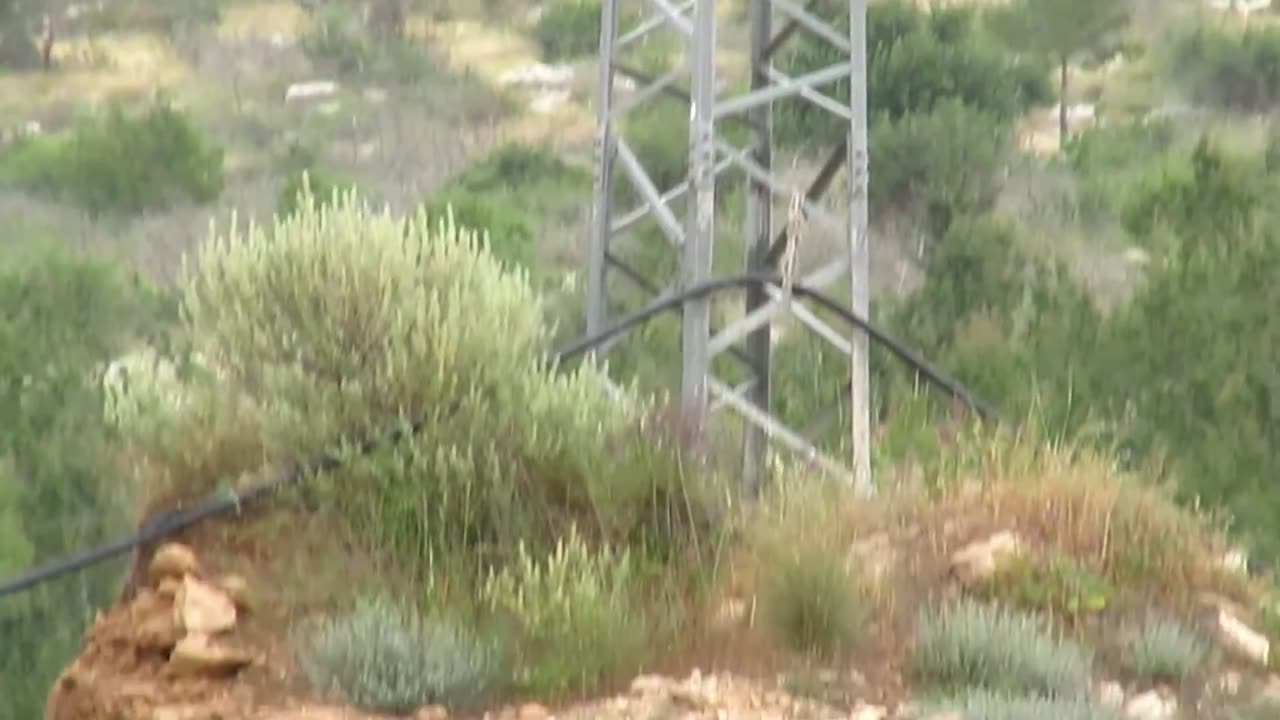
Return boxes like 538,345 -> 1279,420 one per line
586,0 -> 872,493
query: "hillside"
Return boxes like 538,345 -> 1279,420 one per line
6,1 -> 1280,719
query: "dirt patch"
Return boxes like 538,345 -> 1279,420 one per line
0,33 -> 187,121
218,1 -> 311,43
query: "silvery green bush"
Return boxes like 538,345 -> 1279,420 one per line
1127,617 -> 1208,683
913,598 -> 1092,698
301,594 -> 495,713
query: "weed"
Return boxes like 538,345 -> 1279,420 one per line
984,553 -> 1114,622
1127,617 -> 1208,684
761,542 -> 866,658
481,528 -> 650,696
913,598 -> 1092,698
300,594 -> 496,713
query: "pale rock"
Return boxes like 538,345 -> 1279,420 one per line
1122,247 -> 1151,266
157,576 -> 182,598
215,574 -> 251,610
1215,607 -> 1270,667
415,705 -> 448,720
849,702 -> 887,720
175,575 -> 238,636
168,633 -> 252,676
127,588 -> 180,651
949,530 -> 1022,586
1123,690 -> 1176,720
152,705 -> 229,720
516,703 -> 550,720
1217,670 -> 1242,696
1220,547 -> 1250,574
530,89 -> 571,114
149,543 -> 200,582
499,62 -> 574,88
284,80 -> 338,102
1261,674 -> 1280,702
1095,680 -> 1125,708
631,674 -> 673,696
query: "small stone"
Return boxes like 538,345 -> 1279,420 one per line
631,674 -> 673,696
1124,690 -> 1176,720
1095,680 -> 1125,708
949,531 -> 1022,586
1218,670 -> 1242,695
849,702 -> 887,720
516,703 -> 549,720
1261,674 -> 1280,701
168,633 -> 252,676
415,705 -> 449,720
175,576 -> 238,635
157,577 -> 182,598
149,543 -> 199,583
215,574 -> 251,610
1215,607 -> 1270,667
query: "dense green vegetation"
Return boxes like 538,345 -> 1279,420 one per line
6,0 -> 1280,717
0,250 -> 172,720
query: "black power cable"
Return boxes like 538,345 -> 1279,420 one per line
0,272 -> 1000,600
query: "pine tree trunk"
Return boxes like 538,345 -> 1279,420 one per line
1058,57 -> 1069,147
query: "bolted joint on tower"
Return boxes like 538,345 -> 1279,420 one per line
587,0 -> 873,494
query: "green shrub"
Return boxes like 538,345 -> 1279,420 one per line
614,101 -> 747,210
481,528 -> 649,695
300,594 -> 496,712
535,0 -> 602,61
927,690 -> 1123,720
774,0 -> 1051,146
913,598 -> 1093,698
761,539 -> 866,658
0,249 -> 173,720
0,101 -> 223,217
1121,135 -> 1261,244
1126,617 -> 1208,683
869,99 -> 1009,235
446,143 -> 587,194
277,168 -> 357,218
422,191 -> 537,271
984,554 -> 1114,622
421,143 -> 591,274
1062,119 -> 1179,225
1171,24 -> 1280,112
110,186 -> 724,594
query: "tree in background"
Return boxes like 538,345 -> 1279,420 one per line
0,249 -> 173,720
986,0 -> 1129,144
0,0 -> 40,69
